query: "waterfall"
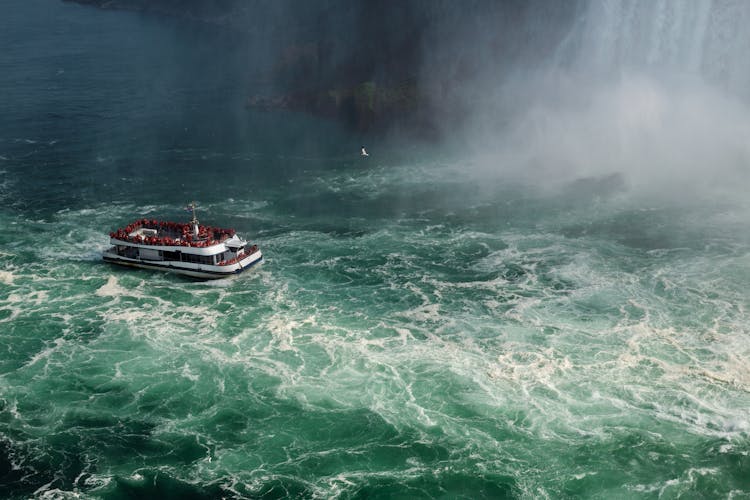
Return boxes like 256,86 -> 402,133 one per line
559,0 -> 750,97
453,0 -> 750,196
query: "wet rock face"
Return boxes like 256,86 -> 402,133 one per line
246,80 -> 424,133
60,0 -> 572,135
62,0 -> 437,132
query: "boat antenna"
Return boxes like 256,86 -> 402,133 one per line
188,201 -> 199,236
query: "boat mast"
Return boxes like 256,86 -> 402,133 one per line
189,201 -> 199,236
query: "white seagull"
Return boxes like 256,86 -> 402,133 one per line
360,146 -> 369,157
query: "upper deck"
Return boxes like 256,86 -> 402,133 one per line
109,219 -> 237,249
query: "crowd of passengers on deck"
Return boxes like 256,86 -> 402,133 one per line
109,219 -> 237,248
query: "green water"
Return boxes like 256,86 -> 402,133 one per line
1,1 -> 750,498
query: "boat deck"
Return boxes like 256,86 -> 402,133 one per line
109,219 -> 236,248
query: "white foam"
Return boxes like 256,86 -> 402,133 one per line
396,303 -> 441,323
0,270 -> 14,285
181,363 -> 200,382
24,337 -> 65,370
95,276 -> 126,297
0,305 -> 21,323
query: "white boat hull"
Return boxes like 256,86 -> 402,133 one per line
103,249 -> 263,279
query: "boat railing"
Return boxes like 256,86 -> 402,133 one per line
216,244 -> 259,266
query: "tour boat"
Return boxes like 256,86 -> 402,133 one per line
102,203 -> 262,279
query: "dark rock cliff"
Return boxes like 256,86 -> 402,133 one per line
62,0 -> 579,136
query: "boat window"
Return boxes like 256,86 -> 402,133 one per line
163,250 -> 180,261
181,253 -> 213,265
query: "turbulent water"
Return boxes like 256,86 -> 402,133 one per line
2,1 -> 750,498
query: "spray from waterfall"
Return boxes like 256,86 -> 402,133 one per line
442,0 -> 750,201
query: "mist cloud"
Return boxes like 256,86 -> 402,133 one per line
431,0 -> 750,200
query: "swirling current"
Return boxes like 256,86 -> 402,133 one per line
1,1 -> 749,498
